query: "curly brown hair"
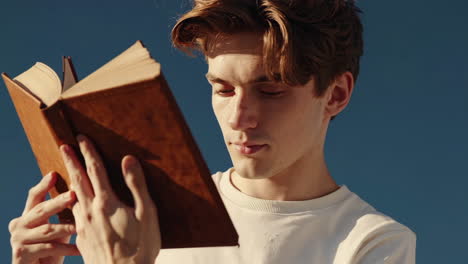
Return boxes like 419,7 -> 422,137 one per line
171,0 -> 364,120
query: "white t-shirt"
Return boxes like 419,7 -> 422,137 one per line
156,167 -> 416,264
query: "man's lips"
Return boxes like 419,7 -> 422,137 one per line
233,144 -> 266,155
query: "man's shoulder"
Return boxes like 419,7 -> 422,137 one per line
338,211 -> 416,263
211,169 -> 224,182
346,191 -> 414,233
345,208 -> 416,248
210,167 -> 231,190
339,189 -> 415,239
334,190 -> 416,263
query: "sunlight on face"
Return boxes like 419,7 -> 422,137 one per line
207,32 -> 328,180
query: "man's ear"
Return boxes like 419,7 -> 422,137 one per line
324,71 -> 354,120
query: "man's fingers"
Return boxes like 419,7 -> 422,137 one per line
60,144 -> 94,206
76,134 -> 116,201
122,156 -> 162,250
22,191 -> 76,228
71,202 -> 83,228
22,172 -> 57,216
13,242 -> 80,261
121,155 -> 155,220
21,224 -> 76,244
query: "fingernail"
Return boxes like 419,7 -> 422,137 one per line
45,171 -> 54,181
76,134 -> 85,143
60,145 -> 69,154
68,224 -> 76,233
127,156 -> 137,167
124,156 -> 138,174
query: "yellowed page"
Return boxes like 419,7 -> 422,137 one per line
61,40 -> 160,99
14,62 -> 61,107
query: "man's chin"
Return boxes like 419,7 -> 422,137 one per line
232,161 -> 271,180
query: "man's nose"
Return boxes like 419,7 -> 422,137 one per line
228,92 -> 258,131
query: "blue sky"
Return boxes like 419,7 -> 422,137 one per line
1,0 -> 467,263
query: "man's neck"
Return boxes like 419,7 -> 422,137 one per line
230,150 -> 339,201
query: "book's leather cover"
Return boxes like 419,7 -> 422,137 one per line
1,69 -> 238,248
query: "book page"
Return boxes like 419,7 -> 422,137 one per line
14,62 -> 62,107
61,40 -> 161,99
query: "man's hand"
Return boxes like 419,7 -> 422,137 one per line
60,134 -> 161,264
9,172 -> 79,264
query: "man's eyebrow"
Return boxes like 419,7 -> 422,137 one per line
205,73 -> 228,84
205,73 -> 280,84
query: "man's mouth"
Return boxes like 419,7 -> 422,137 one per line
233,144 -> 266,155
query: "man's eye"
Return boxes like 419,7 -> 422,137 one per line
216,89 -> 234,95
214,89 -> 284,97
261,91 -> 284,96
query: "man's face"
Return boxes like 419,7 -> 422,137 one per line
206,32 -> 329,180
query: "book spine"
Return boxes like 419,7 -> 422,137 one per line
41,102 -> 76,223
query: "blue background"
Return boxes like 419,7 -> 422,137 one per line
1,0 -> 467,263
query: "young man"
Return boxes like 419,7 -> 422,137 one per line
9,0 -> 416,263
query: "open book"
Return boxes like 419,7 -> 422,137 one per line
1,40 -> 238,248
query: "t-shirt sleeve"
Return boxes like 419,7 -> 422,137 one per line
353,224 -> 416,264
